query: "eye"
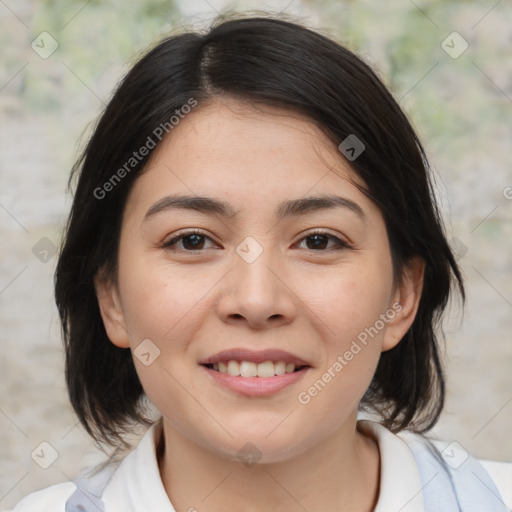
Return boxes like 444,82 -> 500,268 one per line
296,230 -> 350,251
161,229 -> 350,252
161,230 -> 217,251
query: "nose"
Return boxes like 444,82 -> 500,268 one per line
216,240 -> 297,330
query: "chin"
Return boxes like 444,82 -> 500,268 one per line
203,424 -> 313,466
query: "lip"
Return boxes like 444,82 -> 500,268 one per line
201,364 -> 311,397
198,348 -> 311,366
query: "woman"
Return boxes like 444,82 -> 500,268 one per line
8,14 -> 511,512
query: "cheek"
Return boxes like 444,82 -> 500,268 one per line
115,252 -> 207,428
116,245 -> 198,341
293,260 -> 393,407
302,260 -> 394,347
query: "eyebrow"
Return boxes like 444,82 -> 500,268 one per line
144,193 -> 366,222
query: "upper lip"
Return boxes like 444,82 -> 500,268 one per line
199,348 -> 312,367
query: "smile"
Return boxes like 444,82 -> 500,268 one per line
203,360 -> 307,377
199,348 -> 312,396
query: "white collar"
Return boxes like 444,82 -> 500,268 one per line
102,422 -> 175,511
102,420 -> 425,511
358,420 -> 425,512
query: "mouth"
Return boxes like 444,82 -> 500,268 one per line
202,360 -> 310,377
198,348 -> 312,396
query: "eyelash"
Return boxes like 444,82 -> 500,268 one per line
161,229 -> 351,252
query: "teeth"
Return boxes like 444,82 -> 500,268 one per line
227,360 -> 240,376
240,361 -> 258,377
213,360 -> 300,377
256,361 -> 275,378
274,361 -> 286,375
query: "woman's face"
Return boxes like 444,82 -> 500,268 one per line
96,98 -> 421,463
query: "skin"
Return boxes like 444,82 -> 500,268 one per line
95,97 -> 424,512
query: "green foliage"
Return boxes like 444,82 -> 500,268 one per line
6,0 -> 509,166
22,0 -> 179,112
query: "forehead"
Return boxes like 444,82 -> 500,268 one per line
125,97 -> 369,218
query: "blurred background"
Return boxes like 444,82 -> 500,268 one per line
1,0 -> 511,508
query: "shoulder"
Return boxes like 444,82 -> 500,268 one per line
4,424 -> 162,512
1,482 -> 76,512
401,429 -> 512,510
357,419 -> 512,511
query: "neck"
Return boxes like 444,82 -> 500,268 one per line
157,417 -> 380,512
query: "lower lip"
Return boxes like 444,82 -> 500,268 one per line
201,365 -> 311,397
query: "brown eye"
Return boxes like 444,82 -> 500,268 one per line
297,231 -> 349,251
162,230 -> 216,251
180,233 -> 206,250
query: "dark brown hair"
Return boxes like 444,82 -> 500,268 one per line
54,14 -> 464,448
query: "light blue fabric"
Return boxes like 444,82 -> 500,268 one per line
407,435 -> 508,512
65,465 -> 115,512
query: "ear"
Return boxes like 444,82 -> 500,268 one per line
94,270 -> 131,349
381,257 -> 425,352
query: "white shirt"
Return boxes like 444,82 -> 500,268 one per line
4,420 -> 511,511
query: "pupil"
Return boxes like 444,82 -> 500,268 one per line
183,234 -> 204,250
307,234 -> 328,250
